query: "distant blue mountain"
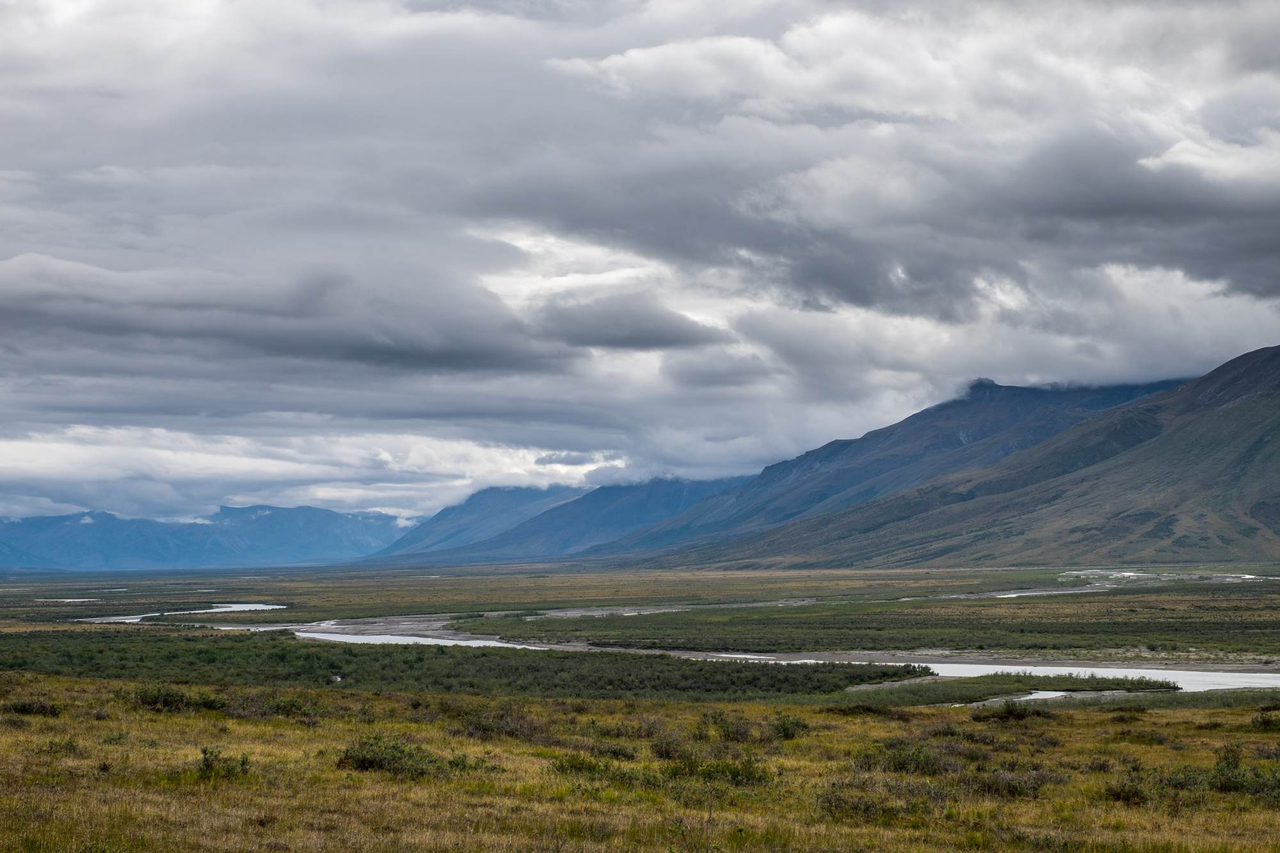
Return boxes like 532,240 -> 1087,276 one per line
0,505 -> 408,570
376,477 -> 750,563
375,485 -> 591,557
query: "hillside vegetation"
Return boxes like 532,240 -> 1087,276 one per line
3,671 -> 1280,851
667,346 -> 1280,568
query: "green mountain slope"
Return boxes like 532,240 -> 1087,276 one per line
379,477 -> 748,564
376,485 -> 590,557
593,380 -> 1180,555
662,346 -> 1280,568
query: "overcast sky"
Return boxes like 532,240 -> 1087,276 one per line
2,0 -> 1279,520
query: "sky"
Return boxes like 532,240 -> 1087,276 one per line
1,0 -> 1279,521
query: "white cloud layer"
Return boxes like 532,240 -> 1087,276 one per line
1,0 -> 1278,518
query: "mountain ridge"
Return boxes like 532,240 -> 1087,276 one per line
655,346 -> 1280,569
374,476 -> 750,564
376,485 -> 591,557
588,378 -> 1182,557
0,505 -> 409,570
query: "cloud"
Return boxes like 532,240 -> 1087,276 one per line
532,291 -> 733,349
0,253 -> 570,372
0,0 -> 1277,519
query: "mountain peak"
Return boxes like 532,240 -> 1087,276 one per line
1177,344 -> 1280,413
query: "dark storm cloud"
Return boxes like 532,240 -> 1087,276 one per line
1,0 -> 1278,519
532,292 -> 733,349
660,348 -> 774,389
0,254 -> 569,372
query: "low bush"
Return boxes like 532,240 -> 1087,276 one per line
1251,711 -> 1279,731
1085,756 -> 1115,773
224,690 -> 320,721
971,702 -> 1054,723
588,740 -> 637,761
651,731 -> 698,762
692,754 -> 772,786
551,752 -> 613,777
854,741 -> 962,776
4,697 -> 62,717
41,737 -> 84,756
130,685 -> 223,713
338,735 -> 443,780
769,714 -> 810,741
701,710 -> 754,743
196,747 -> 251,781
819,785 -> 902,824
441,698 -> 545,742
1102,773 -> 1150,805
963,768 -> 1059,799
824,703 -> 913,722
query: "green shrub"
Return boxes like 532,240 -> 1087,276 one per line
41,737 -> 83,756
337,735 -> 443,780
819,783 -> 905,824
769,714 -> 810,741
196,747 -> 250,781
701,710 -> 754,743
964,769 -> 1058,799
4,697 -> 62,717
971,702 -> 1054,723
651,731 -> 697,762
1251,711 -> 1279,731
852,738 -> 968,776
588,740 -> 637,761
1102,773 -> 1150,805
130,685 -> 223,713
224,690 -> 320,720
442,698 -> 544,742
825,703 -> 913,722
694,754 -> 772,786
551,752 -> 613,777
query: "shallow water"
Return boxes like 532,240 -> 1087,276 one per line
1013,690 -> 1069,702
83,603 -> 287,624
294,631 -> 544,650
82,591 -> 1280,695
905,662 -> 1280,692
288,629 -> 1280,692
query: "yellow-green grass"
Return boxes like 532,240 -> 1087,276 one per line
454,580 -> 1280,661
0,565 -> 1087,625
4,673 -> 1280,851
0,627 -> 927,702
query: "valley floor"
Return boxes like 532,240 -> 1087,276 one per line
6,673 -> 1280,852
5,564 -> 1280,850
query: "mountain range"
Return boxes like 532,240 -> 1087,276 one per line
373,477 -> 750,564
0,505 -> 407,570
587,379 -> 1180,556
659,345 -> 1280,569
5,345 -> 1277,571
371,485 -> 590,558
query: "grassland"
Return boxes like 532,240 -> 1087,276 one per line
5,670 -> 1280,851
5,566 -> 1280,849
836,673 -> 1178,708
452,581 -> 1280,661
0,564 -> 1082,625
0,627 -> 927,702
11,564 -> 1280,665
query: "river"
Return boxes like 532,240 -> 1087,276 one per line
80,600 -> 1280,693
